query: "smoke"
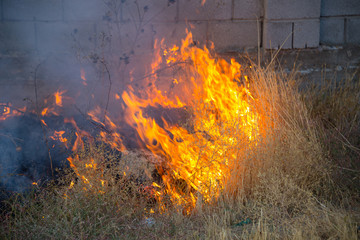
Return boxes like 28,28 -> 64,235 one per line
0,115 -> 64,193
0,0 -> 182,194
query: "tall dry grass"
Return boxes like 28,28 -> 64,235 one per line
200,64 -> 359,239
1,64 -> 359,239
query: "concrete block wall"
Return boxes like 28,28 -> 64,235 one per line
0,0 -> 359,115
263,0 -> 321,49
320,0 -> 360,45
0,0 -> 264,57
0,0 -> 359,57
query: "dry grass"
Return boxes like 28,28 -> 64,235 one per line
1,64 -> 359,239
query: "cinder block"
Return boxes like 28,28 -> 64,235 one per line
0,84 -> 36,110
97,21 -> 154,56
294,20 -> 320,48
3,0 -> 62,21
179,0 -> 231,21
0,22 -> 36,53
347,17 -> 360,44
320,17 -> 344,45
36,22 -> 97,55
321,0 -> 360,17
152,21 -> 207,47
120,0 -> 177,23
234,0 -> 263,19
33,54 -> 91,97
0,57 -> 34,87
64,0 -> 106,21
208,20 -> 258,52
263,21 -> 292,49
0,56 -> 36,107
120,52 -> 154,81
265,0 -> 321,19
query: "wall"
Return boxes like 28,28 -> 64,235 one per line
0,0 -> 359,57
320,0 -> 360,45
0,0 -> 359,108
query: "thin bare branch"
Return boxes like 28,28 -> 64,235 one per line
33,62 -> 54,177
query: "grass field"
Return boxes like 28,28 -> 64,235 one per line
0,60 -> 359,239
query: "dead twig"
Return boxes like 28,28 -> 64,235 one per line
74,105 -> 111,134
0,133 -> 23,149
33,61 -> 54,177
100,59 -> 112,123
132,61 -> 190,84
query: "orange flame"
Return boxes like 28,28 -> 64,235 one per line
64,118 -> 92,152
36,31 -> 263,214
0,103 -> 25,120
120,31 -> 262,212
80,68 -> 87,86
54,90 -> 66,107
50,130 -> 68,148
88,107 -> 126,152
40,89 -> 69,117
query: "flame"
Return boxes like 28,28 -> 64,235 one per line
88,107 -> 126,152
41,119 -> 47,127
41,108 -> 48,116
40,89 -> 69,117
64,118 -> 93,152
54,90 -> 66,107
50,130 -> 68,148
120,31 -> 262,212
0,103 -> 25,120
1,30 -> 263,214
81,68 -> 87,86
66,155 -> 102,190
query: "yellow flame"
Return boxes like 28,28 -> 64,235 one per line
120,31 -> 262,212
54,90 -> 66,107
53,30 -> 264,214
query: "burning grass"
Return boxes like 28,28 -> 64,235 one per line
1,33 -> 359,238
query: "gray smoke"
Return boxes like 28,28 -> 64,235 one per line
0,0 -> 179,194
0,115 -> 53,192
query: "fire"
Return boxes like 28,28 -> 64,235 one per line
88,107 -> 125,152
0,103 -> 25,120
80,68 -> 87,86
41,108 -> 48,116
64,118 -> 93,152
119,31 -> 262,212
41,89 -> 69,117
0,29 -> 263,214
54,90 -> 66,107
50,130 -> 68,148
